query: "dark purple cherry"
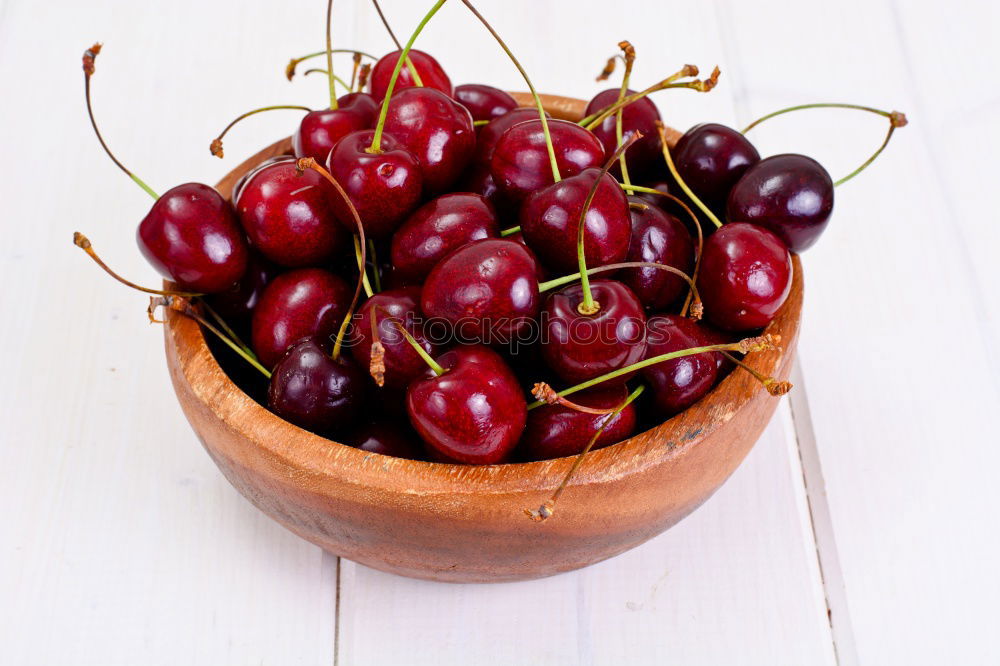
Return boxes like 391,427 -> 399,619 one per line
520,386 -> 638,461
697,222 -> 792,331
727,153 -> 834,252
325,129 -> 423,238
348,421 -> 424,459
268,337 -> 365,433
421,239 -> 540,344
520,168 -> 631,273
673,123 -> 760,213
251,268 -> 351,368
490,118 -> 605,204
137,183 -> 248,293
642,314 -> 719,416
541,280 -> 647,384
584,88 -> 662,178
350,287 -> 439,390
406,345 -> 526,464
390,193 -> 499,282
635,180 -> 673,208
235,158 -> 346,267
369,49 -> 452,101
205,252 -> 278,320
454,84 -> 518,124
620,197 -> 694,309
382,87 -> 475,195
292,92 -> 378,164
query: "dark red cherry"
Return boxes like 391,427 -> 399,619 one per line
635,180 -> 673,208
205,252 -> 278,320
583,88 -> 662,178
325,129 -> 423,238
349,287 -> 439,390
520,168 -> 631,273
421,239 -> 540,344
541,280 -> 647,384
490,118 -> 605,204
251,268 -> 352,368
267,338 -> 365,433
137,182 -> 248,293
673,123 -> 760,213
459,108 -> 544,213
406,345 -> 526,464
726,153 -> 834,252
347,421 -> 424,459
382,87 -> 475,195
369,49 -> 452,101
642,314 -> 719,416
520,385 -> 638,461
292,92 -> 378,164
390,193 -> 499,282
453,84 -> 518,124
235,158 -> 346,267
620,197 -> 694,309
697,222 -> 792,331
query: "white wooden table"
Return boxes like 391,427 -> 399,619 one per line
2,1 -> 998,663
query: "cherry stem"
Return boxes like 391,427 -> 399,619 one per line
325,0 -> 338,109
720,351 -> 792,396
656,121 -> 723,229
614,41 -> 636,189
82,43 -> 159,200
303,69 -> 355,94
499,226 -> 520,237
199,298 -> 256,360
357,63 -> 372,92
460,0 -> 560,183
295,158 -> 366,360
286,49 -> 376,81
353,235 -> 374,298
210,105 -> 312,158
526,384 -> 645,522
370,0 -> 425,86
580,65 -> 719,130
531,382 -> 617,415
350,52 -> 362,90
380,308 -> 446,377
368,309 -> 386,387
73,232 -> 200,297
526,334 -> 780,410
367,239 -> 382,292
368,0 -> 447,154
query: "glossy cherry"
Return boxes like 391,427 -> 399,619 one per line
672,123 -> 760,213
541,279 -> 647,384
642,314 -> 719,416
235,157 -> 346,267
325,129 -> 423,238
727,153 -> 834,252
390,193 -> 499,282
520,386 -> 638,461
619,198 -> 694,309
459,107 -> 543,211
292,92 -> 378,164
137,182 -> 249,293
421,239 -> 540,344
205,252 -> 278,320
251,268 -> 352,368
490,118 -> 605,204
406,345 -> 526,464
584,88 -> 662,178
696,222 -> 792,331
454,84 -> 518,124
520,168 -> 631,273
369,49 -> 452,101
347,421 -> 424,459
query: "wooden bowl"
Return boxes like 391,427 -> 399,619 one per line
164,94 -> 802,583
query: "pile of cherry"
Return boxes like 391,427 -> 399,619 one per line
77,1 -> 905,477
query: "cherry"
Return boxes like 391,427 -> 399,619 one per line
267,337 -> 366,433
642,314 -> 719,416
619,198 -> 694,309
540,279 -> 647,383
235,157 -> 347,267
292,92 -> 378,164
584,88 -> 662,178
347,421 -> 424,459
458,107 -> 544,211
369,49 -> 452,100
519,167 -> 631,273
350,286 -> 439,389
727,154 -> 834,252
672,123 -> 760,213
490,119 -> 605,204
696,222 -> 792,331
406,344 -> 526,464
453,84 -> 518,124
390,193 -> 499,282
520,385 -> 638,461
421,238 -> 540,344
205,252 -> 278,320
251,267 -> 352,368
325,129 -> 423,238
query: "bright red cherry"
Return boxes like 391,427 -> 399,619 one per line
697,222 -> 792,331
348,421 -> 424,459
673,123 -> 760,213
519,385 -> 638,461
726,153 -> 834,252
619,197 -> 694,309
583,88 -> 662,178
205,252 -> 278,320
292,92 -> 378,164
642,314 -> 720,416
369,49 -> 452,101
454,84 -> 518,124
406,345 -> 526,464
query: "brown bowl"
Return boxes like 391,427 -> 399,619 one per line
164,94 -> 802,583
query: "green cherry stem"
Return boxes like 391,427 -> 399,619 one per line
368,0 -> 447,154
325,0 -> 338,109
499,226 -> 520,237
460,0 -> 560,183
353,235 -> 374,298
720,351 -> 792,396
285,49 -> 376,81
73,232 -> 200,298
369,0 -> 426,85
160,297 -> 271,378
656,121 -> 723,229
199,298 -> 256,359
82,43 -> 159,200
614,41 -> 636,188
537,261 -> 699,311
367,239 -> 382,292
382,308 -> 446,377
302,69 -> 355,94
209,105 -> 312,158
